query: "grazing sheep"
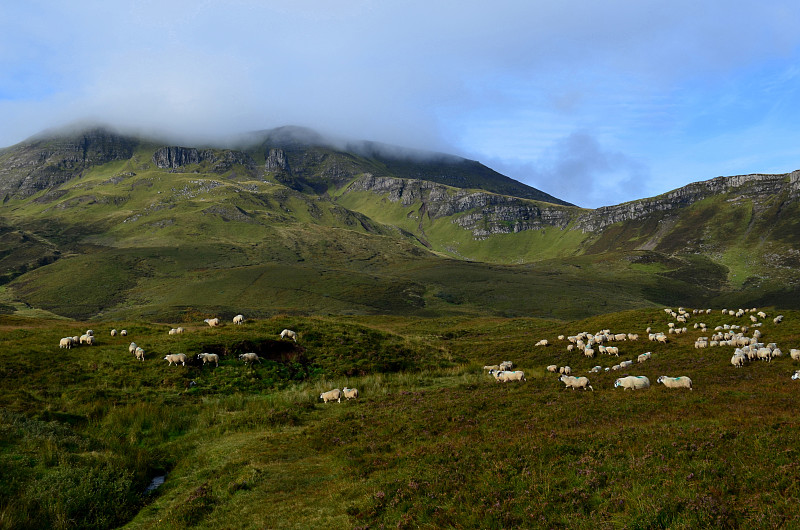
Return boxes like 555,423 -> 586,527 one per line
120,330 -> 127,337
197,353 -> 219,366
559,366 -> 572,375
793,371 -> 800,380
790,349 -> 800,361
85,330 -> 94,336
567,344 -> 575,352
499,361 -> 514,371
605,346 -> 619,356
79,334 -> 92,345
280,329 -> 298,342
535,339 -> 549,347
110,329 -> 117,337
559,375 -> 593,391
774,315 -> 784,324
129,342 -> 138,354
637,352 -> 651,363
239,352 -> 261,364
59,337 -> 73,349
731,354 -> 745,368
584,348 -> 595,358
557,335 -> 565,341
546,364 -> 558,373
169,328 -> 178,335
342,387 -> 359,400
491,370 -> 526,382
320,389 -> 342,403
163,353 -> 187,366
619,360 -> 633,369
589,366 -> 602,373
483,364 -> 501,372
233,314 -> 244,325
135,347 -> 145,361
657,376 -> 692,390
614,376 -> 651,390
205,318 -> 220,327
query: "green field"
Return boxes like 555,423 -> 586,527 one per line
1,308 -> 799,528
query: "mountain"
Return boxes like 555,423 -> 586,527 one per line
0,124 -> 798,320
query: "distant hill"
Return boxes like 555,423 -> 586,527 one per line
0,124 -> 798,320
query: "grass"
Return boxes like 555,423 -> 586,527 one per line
1,308 -> 799,528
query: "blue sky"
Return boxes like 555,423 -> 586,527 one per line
2,1 -> 800,208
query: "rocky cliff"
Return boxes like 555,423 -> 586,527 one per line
0,128 -> 138,198
152,146 -> 255,173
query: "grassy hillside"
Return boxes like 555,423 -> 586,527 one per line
1,308 -> 799,528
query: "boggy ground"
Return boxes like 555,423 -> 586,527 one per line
0,308 -> 798,529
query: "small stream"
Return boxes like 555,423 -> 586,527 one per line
144,474 -> 166,494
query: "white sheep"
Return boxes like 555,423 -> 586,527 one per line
79,334 -> 92,345
583,348 -> 595,358
657,376 -> 692,390
774,315 -> 784,324
499,361 -> 514,371
566,344 -> 575,352
280,329 -> 297,342
559,366 -> 571,375
59,337 -> 73,349
614,376 -> 650,390
168,328 -> 178,335
120,330 -> 127,337
731,354 -> 745,368
492,370 -> 526,382
320,388 -> 342,403
589,366 -> 602,373
110,329 -> 117,337
483,364 -> 501,372
790,349 -> 800,361
793,371 -> 800,380
546,364 -> 558,373
342,387 -> 359,400
559,375 -> 593,391
135,347 -> 145,361
85,330 -> 94,336
239,352 -> 261,364
205,318 -> 220,327
637,352 -> 651,363
129,342 -> 138,354
605,346 -> 619,356
197,353 -> 219,366
163,353 -> 187,366
619,360 -> 633,369
535,339 -> 549,347
233,314 -> 244,325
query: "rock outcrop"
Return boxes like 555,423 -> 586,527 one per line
152,147 -> 255,172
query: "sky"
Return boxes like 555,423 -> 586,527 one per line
3,1 -> 800,208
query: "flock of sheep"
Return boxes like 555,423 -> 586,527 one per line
485,307 -> 795,392
57,315 -> 300,371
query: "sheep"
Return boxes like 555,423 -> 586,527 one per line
567,344 -> 575,352
557,335 -> 565,341
628,333 -> 639,341
731,354 -> 745,368
492,370 -> 526,382
197,353 -> 219,366
233,314 -> 244,325
499,361 -> 514,371
583,348 -> 595,358
619,360 -> 633,369
793,371 -> 800,381
320,388 -> 342,403
135,347 -> 145,361
637,352 -> 651,363
559,375 -> 594,391
163,353 -> 187,366
280,329 -> 298,342
774,315 -> 784,324
656,334 -> 668,344
204,318 -> 220,327
342,387 -> 359,400
614,376 -> 651,390
757,311 -> 767,319
589,366 -> 602,373
605,346 -> 619,356
79,334 -> 92,345
120,330 -> 127,337
657,376 -> 692,390
483,365 -> 501,372
790,349 -> 800,361
239,352 -> 262,364
110,329 -> 117,337
559,366 -> 572,375
129,342 -> 138,354
535,339 -> 549,347
168,328 -> 178,335
546,364 -> 558,373
59,337 -> 73,349
85,330 -> 94,336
